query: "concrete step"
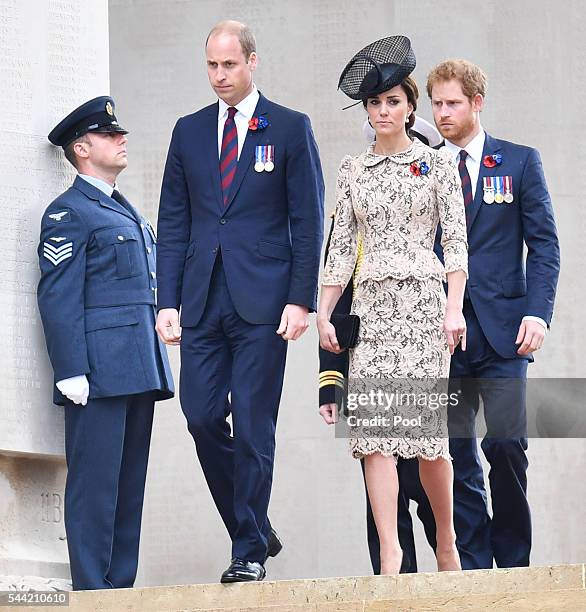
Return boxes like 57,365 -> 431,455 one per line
20,564 -> 586,612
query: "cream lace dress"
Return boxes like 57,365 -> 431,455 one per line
322,139 -> 468,461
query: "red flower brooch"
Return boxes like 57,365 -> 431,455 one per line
409,161 -> 430,176
483,153 -> 502,168
248,115 -> 270,131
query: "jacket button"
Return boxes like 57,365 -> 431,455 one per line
151,271 -> 156,279
146,247 -> 152,254
220,219 -> 227,225
212,247 -> 218,254
140,223 -> 145,229
117,235 -> 124,241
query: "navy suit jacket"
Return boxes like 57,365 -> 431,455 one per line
435,133 -> 560,359
37,176 -> 174,405
157,93 -> 325,327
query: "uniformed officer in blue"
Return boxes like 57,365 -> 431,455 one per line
37,96 -> 174,591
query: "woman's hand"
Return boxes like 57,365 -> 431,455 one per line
317,316 -> 343,354
444,306 -> 466,354
319,403 -> 339,424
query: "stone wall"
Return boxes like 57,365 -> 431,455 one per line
0,0 -> 109,581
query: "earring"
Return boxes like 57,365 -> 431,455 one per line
405,115 -> 410,123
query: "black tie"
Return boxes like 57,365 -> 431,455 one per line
111,189 -> 139,221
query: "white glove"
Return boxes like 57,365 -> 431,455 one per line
56,375 -> 90,406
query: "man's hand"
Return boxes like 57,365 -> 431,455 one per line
56,375 -> 89,406
276,304 -> 309,341
156,308 -> 181,345
319,402 -> 339,424
516,320 -> 546,355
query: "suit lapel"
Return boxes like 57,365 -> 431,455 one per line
467,133 -> 502,232
223,94 -> 268,214
204,103 -> 224,213
73,176 -> 136,223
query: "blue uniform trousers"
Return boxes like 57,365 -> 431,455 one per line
63,392 -> 154,590
179,255 -> 288,563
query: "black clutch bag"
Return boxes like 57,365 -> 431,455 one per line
330,314 -> 360,350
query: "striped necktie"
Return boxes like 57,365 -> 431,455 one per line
220,106 -> 238,206
458,149 -> 474,213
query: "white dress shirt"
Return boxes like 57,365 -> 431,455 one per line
217,85 -> 260,160
442,128 -> 485,200
442,130 -> 547,332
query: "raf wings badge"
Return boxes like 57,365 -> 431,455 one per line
47,211 -> 71,223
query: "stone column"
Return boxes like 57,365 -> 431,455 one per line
0,0 -> 109,585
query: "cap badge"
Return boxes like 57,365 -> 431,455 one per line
105,101 -> 114,116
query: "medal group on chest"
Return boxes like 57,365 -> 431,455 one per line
482,175 -> 514,204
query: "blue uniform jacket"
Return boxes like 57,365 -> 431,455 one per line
435,133 -> 560,359
156,93 -> 325,326
37,176 -> 174,405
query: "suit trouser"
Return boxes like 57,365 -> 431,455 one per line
362,300 -> 530,571
179,256 -> 288,563
63,392 -> 154,590
448,300 -> 530,568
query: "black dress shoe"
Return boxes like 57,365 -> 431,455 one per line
220,558 -> 266,583
267,528 -> 283,558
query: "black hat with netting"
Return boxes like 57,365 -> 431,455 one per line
338,36 -> 416,100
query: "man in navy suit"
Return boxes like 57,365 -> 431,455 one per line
429,58 -> 559,569
156,20 -> 324,582
38,96 -> 174,590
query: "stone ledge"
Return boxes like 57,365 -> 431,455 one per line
202,588 -> 586,611
16,564 -> 586,612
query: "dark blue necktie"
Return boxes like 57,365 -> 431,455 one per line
458,150 -> 473,228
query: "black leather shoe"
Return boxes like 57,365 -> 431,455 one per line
220,558 -> 266,583
267,528 -> 283,558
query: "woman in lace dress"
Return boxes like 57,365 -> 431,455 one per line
317,37 -> 468,574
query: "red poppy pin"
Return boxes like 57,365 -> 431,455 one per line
248,115 -> 270,131
410,161 -> 429,176
483,153 -> 502,168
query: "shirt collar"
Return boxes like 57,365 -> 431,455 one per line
78,174 -> 116,197
362,138 -> 423,168
217,85 -> 259,122
443,127 -> 486,162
